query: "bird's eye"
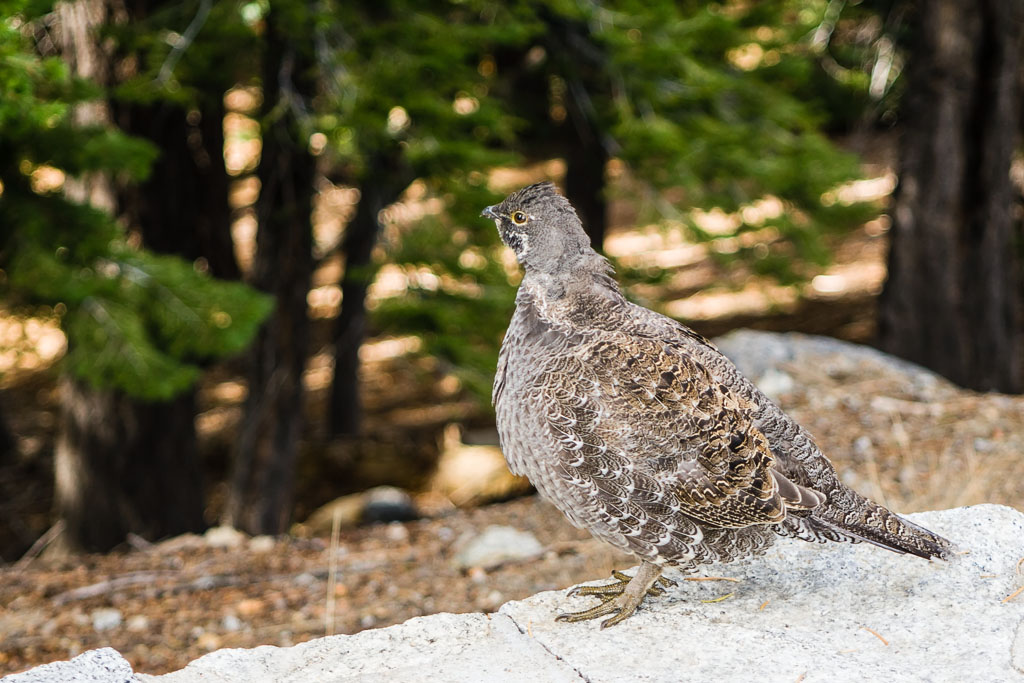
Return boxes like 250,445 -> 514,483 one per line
510,211 -> 528,225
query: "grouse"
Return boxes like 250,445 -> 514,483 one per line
483,181 -> 951,628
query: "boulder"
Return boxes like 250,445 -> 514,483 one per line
3,648 -> 134,683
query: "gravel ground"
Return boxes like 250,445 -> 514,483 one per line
0,495 -> 629,676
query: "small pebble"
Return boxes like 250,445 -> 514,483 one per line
205,526 -> 247,549
853,435 -> 873,455
90,608 -> 122,632
294,572 -> 317,587
196,632 -> 222,651
126,615 -> 149,632
222,614 -> 243,632
385,522 -> 409,543
249,535 -> 276,553
236,598 -> 264,616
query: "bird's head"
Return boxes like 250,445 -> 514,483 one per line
482,182 -> 592,274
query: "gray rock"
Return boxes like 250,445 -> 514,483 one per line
499,504 -> 1024,683
8,506 -> 1024,683
452,525 -> 544,570
714,329 -> 951,400
144,612 -> 582,683
2,647 -> 138,682
753,367 -> 794,400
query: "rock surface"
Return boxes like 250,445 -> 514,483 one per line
714,329 -> 953,400
6,505 -> 1023,683
452,524 -> 544,570
2,648 -> 134,683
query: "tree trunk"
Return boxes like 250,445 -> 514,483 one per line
112,2 -> 238,279
0,392 -> 15,464
51,379 -> 205,554
563,112 -> 609,251
224,10 -> 315,534
119,97 -> 240,280
55,0 -> 117,212
50,0 -> 209,553
878,0 -> 1024,393
328,155 -> 409,437
542,9 -> 610,251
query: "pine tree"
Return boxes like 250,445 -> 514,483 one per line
349,0 -> 878,421
0,0 -> 272,552
878,0 -> 1024,392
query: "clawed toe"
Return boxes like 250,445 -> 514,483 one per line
556,593 -> 643,628
567,570 -> 632,598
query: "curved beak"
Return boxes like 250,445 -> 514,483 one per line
481,205 -> 499,220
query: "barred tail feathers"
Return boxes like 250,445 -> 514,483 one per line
779,486 -> 952,560
818,505 -> 951,560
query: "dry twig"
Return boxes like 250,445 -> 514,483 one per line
1001,585 -> 1024,604
325,507 -> 342,636
862,626 -> 889,646
14,521 -> 65,572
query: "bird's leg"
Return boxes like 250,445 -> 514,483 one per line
569,570 -> 676,597
556,562 -> 668,628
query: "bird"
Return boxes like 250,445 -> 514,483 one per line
482,181 -> 952,628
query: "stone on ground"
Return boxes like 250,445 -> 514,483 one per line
452,524 -> 544,570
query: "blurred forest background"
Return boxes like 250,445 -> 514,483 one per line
1,0 -> 1022,564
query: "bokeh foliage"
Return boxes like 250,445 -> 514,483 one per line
3,0 -> 880,405
0,0 -> 272,400
347,0 -> 880,402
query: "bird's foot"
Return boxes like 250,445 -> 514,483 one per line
557,563 -> 668,628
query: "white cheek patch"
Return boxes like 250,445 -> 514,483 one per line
516,231 -> 530,258
502,228 -> 530,259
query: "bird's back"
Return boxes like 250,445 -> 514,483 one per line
621,301 -> 951,558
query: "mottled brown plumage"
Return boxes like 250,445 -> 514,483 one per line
483,182 -> 951,627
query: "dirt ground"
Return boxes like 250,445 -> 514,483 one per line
0,495 -> 632,676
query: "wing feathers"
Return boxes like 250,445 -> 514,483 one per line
772,470 -> 826,510
541,332 -> 797,532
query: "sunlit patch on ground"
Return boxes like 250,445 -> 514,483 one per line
821,171 -> 896,206
0,313 -> 66,384
359,336 -> 423,364
665,284 -> 800,320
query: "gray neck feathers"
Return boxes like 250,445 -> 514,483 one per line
521,250 -> 622,304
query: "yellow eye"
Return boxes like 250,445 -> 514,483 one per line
510,211 -> 528,225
